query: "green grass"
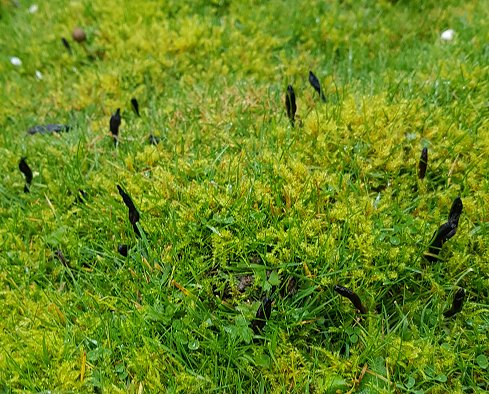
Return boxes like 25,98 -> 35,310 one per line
1,0 -> 489,392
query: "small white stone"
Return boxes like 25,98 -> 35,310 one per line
35,70 -> 43,80
10,56 -> 22,66
441,29 -> 455,41
28,4 -> 38,13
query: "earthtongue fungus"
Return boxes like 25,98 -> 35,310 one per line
148,134 -> 160,145
251,297 -> 272,334
61,37 -> 72,53
418,147 -> 428,179
425,197 -> 463,262
110,108 -> 121,146
285,85 -> 297,127
118,244 -> 128,257
448,196 -> 463,227
131,98 -> 140,117
76,189 -> 87,203
54,249 -> 69,267
116,184 -> 141,238
308,70 -> 326,102
334,285 -> 368,314
443,288 -> 465,318
27,124 -> 71,135
18,157 -> 33,193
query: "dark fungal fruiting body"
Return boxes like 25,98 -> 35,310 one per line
131,98 -> 140,117
54,249 -> 69,267
148,134 -> 160,145
448,196 -> 463,227
308,70 -> 326,102
27,124 -> 71,135
425,197 -> 463,262
251,297 -> 272,334
18,157 -> 33,193
76,189 -> 87,203
418,147 -> 428,179
116,184 -> 141,237
444,288 -> 465,318
110,108 -> 121,146
118,244 -> 128,257
334,285 -> 367,314
61,37 -> 72,53
285,85 -> 297,127
425,222 -> 456,262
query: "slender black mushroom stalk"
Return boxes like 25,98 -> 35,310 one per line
18,157 -> 33,193
448,196 -> 463,227
285,85 -> 297,127
76,189 -> 87,204
131,98 -> 140,117
54,249 -> 69,267
425,197 -> 463,262
418,147 -> 428,179
308,70 -> 326,102
148,134 -> 160,145
61,37 -> 72,53
117,184 -> 141,238
110,108 -> 121,146
251,297 -> 272,334
334,285 -> 367,314
443,288 -> 465,318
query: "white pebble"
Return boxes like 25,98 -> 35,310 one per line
10,56 -> 22,66
28,4 -> 38,13
441,29 -> 455,41
35,70 -> 43,80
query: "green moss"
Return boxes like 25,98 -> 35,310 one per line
1,0 -> 488,391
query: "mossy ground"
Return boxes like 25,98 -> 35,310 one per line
1,0 -> 488,392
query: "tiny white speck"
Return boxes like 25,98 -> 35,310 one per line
28,4 -> 38,13
406,132 -> 417,141
441,29 -> 455,41
35,70 -> 43,80
10,56 -> 22,66
374,193 -> 381,208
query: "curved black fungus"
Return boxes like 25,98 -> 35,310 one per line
18,157 -> 33,193
76,189 -> 87,203
251,297 -> 272,334
61,37 -> 72,53
418,147 -> 428,179
334,284 -> 367,314
118,244 -> 128,257
425,197 -> 463,262
308,70 -> 326,102
54,249 -> 69,267
116,184 -> 141,237
131,98 -> 140,117
444,288 -> 465,318
285,85 -> 297,127
148,134 -> 160,145
448,196 -> 463,227
110,108 -> 121,145
27,124 -> 71,135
